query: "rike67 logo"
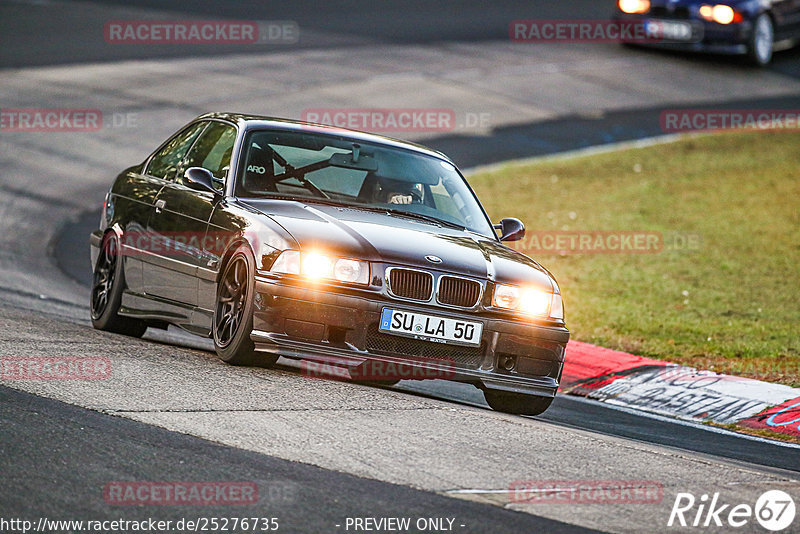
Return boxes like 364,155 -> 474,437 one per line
668,490 -> 795,531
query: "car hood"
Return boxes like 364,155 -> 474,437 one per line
243,199 -> 555,292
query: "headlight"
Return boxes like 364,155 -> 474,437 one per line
492,283 -> 564,320
550,293 -> 564,321
699,4 -> 739,24
302,253 -> 333,280
270,250 -> 369,285
270,250 -> 301,275
333,258 -> 366,283
618,0 -> 650,14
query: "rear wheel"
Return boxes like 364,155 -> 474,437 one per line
484,390 -> 553,416
90,232 -> 147,337
213,246 -> 277,367
748,13 -> 774,66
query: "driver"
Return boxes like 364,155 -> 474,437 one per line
375,178 -> 423,205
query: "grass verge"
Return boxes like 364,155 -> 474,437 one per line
469,131 -> 800,386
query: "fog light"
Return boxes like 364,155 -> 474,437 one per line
500,354 -> 517,372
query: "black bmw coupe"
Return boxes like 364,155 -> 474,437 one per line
90,113 -> 568,415
616,0 -> 800,65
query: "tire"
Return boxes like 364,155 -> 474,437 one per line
90,232 -> 147,337
213,246 -> 277,367
747,13 -> 774,66
484,390 -> 553,416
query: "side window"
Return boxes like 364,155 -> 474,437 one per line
182,122 -> 237,191
146,122 -> 207,180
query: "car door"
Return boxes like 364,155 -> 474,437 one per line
144,120 -> 237,307
122,121 -> 206,294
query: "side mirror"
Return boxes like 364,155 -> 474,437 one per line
183,167 -> 219,195
494,218 -> 525,242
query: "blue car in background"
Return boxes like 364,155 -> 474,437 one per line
615,0 -> 800,65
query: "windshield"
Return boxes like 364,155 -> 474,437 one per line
235,130 -> 495,237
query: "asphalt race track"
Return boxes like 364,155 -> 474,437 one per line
0,385 -> 596,534
2,1 -> 800,533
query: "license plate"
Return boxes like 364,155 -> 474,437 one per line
379,308 -> 483,347
645,19 -> 695,42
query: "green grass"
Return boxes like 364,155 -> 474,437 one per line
469,131 -> 800,386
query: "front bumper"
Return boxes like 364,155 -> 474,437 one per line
251,275 -> 569,398
615,12 -> 753,55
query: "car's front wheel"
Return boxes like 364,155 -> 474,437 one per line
484,390 -> 553,416
748,13 -> 774,66
213,246 -> 278,367
90,232 -> 147,337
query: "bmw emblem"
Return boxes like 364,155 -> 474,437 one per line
425,255 -> 442,264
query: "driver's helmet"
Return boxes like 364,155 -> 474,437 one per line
375,178 -> 423,205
